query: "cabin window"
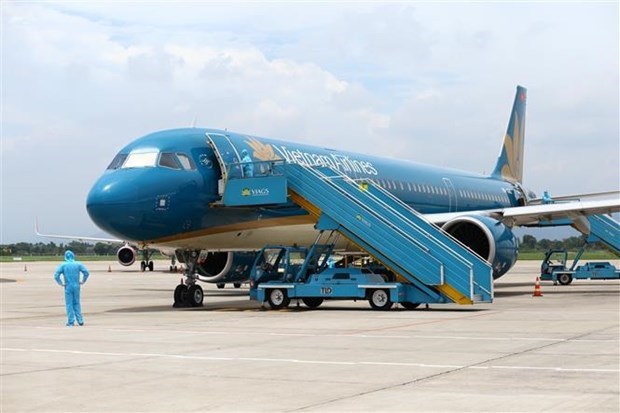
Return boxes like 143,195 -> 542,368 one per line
107,153 -> 128,170
159,153 -> 181,170
177,153 -> 197,170
122,152 -> 158,168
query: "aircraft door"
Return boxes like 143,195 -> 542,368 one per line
442,178 -> 458,212
207,133 -> 243,194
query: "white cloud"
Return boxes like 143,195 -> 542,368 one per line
2,2 -> 618,243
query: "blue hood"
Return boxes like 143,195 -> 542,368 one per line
64,250 -> 75,262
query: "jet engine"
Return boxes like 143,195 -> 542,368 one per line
177,251 -> 257,283
441,215 -> 518,279
117,244 -> 137,266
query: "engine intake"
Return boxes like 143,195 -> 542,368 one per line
117,244 -> 136,266
442,215 -> 518,279
177,251 -> 257,283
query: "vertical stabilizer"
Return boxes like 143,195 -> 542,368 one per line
491,86 -> 527,183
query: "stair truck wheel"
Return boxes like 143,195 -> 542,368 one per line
369,289 -> 393,310
401,302 -> 420,310
173,284 -> 188,307
302,297 -> 323,309
187,284 -> 204,307
233,283 -> 242,288
216,283 -> 225,289
558,273 -> 573,285
267,288 -> 290,310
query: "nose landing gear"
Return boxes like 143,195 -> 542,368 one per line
139,249 -> 154,272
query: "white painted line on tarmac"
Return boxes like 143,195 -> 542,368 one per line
26,326 -> 618,343
2,347 -> 618,373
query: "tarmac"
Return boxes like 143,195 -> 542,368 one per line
1,259 -> 619,412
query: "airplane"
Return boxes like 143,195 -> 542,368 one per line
84,85 -> 620,307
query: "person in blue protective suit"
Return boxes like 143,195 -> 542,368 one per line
240,149 -> 254,177
54,250 -> 90,326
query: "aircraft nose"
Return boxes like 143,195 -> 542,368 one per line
86,172 -> 139,238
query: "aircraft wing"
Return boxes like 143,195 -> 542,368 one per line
35,219 -> 122,243
425,198 -> 620,228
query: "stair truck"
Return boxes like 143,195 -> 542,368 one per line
248,234 -> 423,310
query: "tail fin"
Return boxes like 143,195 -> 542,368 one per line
491,85 -> 527,183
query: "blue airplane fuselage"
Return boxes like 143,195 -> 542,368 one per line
86,127 -> 522,246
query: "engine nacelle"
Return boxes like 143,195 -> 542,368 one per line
179,251 -> 257,283
117,244 -> 137,266
442,215 -> 518,279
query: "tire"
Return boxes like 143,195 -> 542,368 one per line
216,283 -> 225,289
369,289 -> 393,310
173,284 -> 188,307
233,283 -> 242,288
187,284 -> 204,307
140,261 -> 146,272
401,302 -> 420,310
148,261 -> 154,271
558,273 -> 573,285
267,288 -> 290,310
302,297 -> 323,309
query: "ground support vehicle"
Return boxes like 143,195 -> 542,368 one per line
249,240 -> 432,310
540,245 -> 620,285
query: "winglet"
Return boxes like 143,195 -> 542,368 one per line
491,86 -> 527,183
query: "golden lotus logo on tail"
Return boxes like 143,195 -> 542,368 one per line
241,188 -> 251,197
500,113 -> 524,183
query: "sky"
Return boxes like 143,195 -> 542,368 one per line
1,1 -> 619,244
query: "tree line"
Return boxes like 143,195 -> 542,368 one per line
1,241 -> 118,257
518,235 -> 609,252
0,236 -> 613,257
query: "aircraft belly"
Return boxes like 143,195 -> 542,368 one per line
152,224 -> 352,251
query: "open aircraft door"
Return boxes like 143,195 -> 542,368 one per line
207,133 -> 244,195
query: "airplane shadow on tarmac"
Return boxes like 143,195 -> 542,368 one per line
107,301 -> 488,314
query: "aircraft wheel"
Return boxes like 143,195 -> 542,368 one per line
233,283 -> 242,288
558,273 -> 573,285
187,284 -> 204,307
369,289 -> 393,310
148,261 -> 154,271
302,297 -> 323,309
173,284 -> 188,307
140,261 -> 146,272
267,288 -> 290,310
216,283 -> 225,289
401,302 -> 420,310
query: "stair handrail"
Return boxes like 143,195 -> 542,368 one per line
298,164 -> 484,271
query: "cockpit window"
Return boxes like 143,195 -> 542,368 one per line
177,153 -> 196,170
107,153 -> 128,170
158,153 -> 181,170
122,152 -> 158,168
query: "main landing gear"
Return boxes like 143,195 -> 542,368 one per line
173,250 -> 204,308
140,249 -> 154,272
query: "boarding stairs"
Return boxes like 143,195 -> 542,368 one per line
586,214 -> 620,253
207,134 -> 493,305
286,164 -> 493,304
